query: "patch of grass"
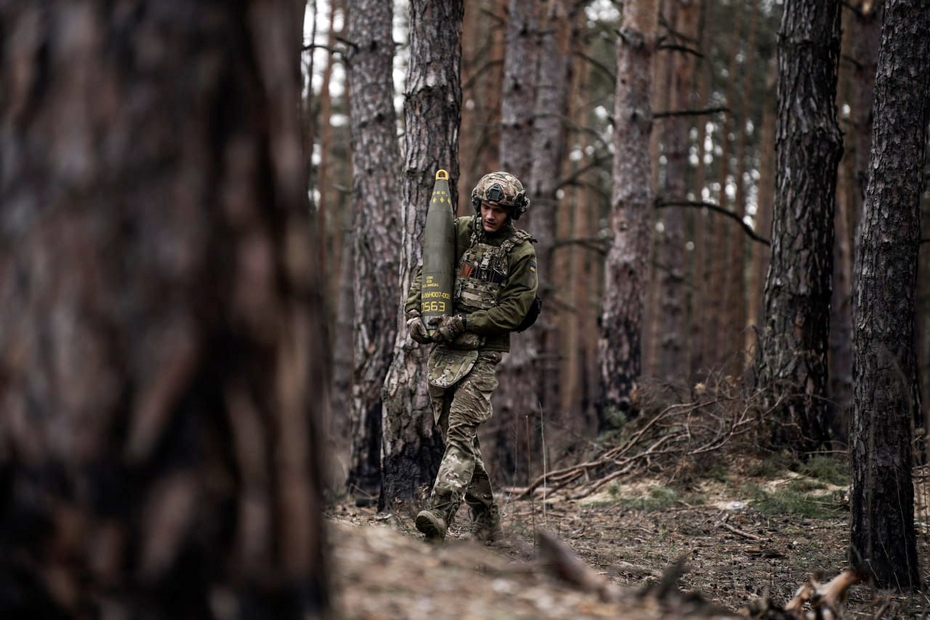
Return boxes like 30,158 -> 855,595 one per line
743,482 -> 846,519
798,455 -> 850,487
746,453 -> 797,479
616,485 -> 679,512
700,463 -> 731,484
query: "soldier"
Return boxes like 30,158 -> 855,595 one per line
404,171 -> 539,542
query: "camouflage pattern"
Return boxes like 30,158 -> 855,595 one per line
408,173 -> 539,542
427,346 -> 479,391
405,216 -> 538,353
449,331 -> 485,350
470,171 -> 530,219
424,350 -> 502,529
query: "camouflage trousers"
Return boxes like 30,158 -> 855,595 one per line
426,350 -> 502,523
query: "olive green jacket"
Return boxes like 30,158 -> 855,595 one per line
405,215 -> 538,352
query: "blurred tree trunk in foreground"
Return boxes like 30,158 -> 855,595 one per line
756,0 -> 843,453
0,1 -> 328,617
345,0 -> 402,503
381,0 -> 464,511
849,0 -> 929,591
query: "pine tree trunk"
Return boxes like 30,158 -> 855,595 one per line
320,0 -> 354,492
689,0 -> 712,379
747,59 -> 776,359
598,0 -> 659,422
487,0 -> 540,483
644,0 -> 672,379
830,1 -> 881,443
656,0 -> 700,385
725,0 -> 758,372
559,24 -> 599,440
756,0 -> 843,452
849,0 -> 929,590
706,1 -> 742,371
381,0 -> 464,510
345,0 -> 402,501
0,1 -> 327,616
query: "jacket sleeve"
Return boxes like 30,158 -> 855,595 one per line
404,266 -> 423,315
464,244 -> 537,336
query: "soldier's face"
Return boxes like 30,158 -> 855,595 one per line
480,202 -> 509,233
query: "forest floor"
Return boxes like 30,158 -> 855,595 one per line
324,453 -> 930,619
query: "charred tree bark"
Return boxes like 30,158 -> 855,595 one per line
849,0 -> 929,591
381,0 -> 464,511
755,0 -> 843,453
597,0 -> 659,424
345,0 -> 402,503
0,1 -> 327,617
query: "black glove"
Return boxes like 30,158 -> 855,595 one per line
430,314 -> 466,343
406,309 -> 432,344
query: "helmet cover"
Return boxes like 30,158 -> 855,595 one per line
470,171 -> 530,220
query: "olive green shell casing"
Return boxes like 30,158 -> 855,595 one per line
422,170 -> 456,337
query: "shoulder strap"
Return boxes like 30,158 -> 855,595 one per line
501,229 -> 533,254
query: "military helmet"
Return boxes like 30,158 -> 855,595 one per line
470,171 -> 530,220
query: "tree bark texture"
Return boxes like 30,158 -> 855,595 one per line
656,0 -> 700,385
597,0 -> 659,422
756,0 -> 843,452
830,1 -> 882,443
530,0 -> 575,431
489,0 -> 575,485
499,0 -> 538,179
849,0 -> 930,590
460,0 -> 505,213
381,0 -> 464,511
642,0 -> 672,380
0,1 -> 327,617
319,0 -> 354,489
345,0 -> 402,501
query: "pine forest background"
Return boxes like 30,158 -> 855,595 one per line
304,0 -> 929,497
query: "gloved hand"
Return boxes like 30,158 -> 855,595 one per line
430,314 -> 466,343
406,309 -> 432,344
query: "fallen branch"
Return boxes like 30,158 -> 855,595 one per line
718,522 -> 764,542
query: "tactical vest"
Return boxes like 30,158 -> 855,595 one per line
453,228 -> 532,314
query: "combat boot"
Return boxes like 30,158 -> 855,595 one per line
415,509 -> 447,542
470,502 -> 503,543
416,493 -> 459,542
465,473 -> 503,542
